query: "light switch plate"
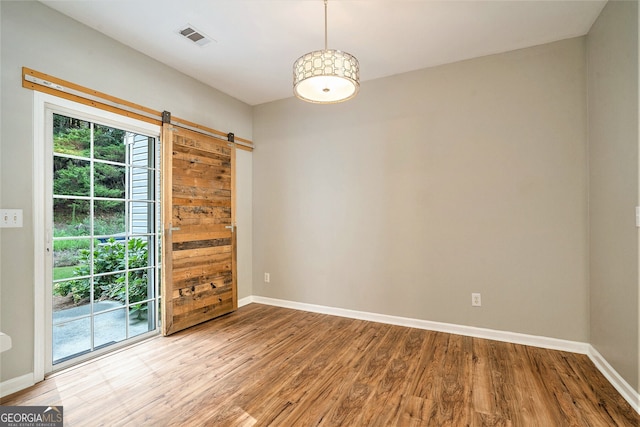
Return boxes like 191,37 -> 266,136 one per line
0,209 -> 23,228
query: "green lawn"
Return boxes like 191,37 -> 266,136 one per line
53,266 -> 77,281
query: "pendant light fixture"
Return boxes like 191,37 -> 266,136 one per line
293,0 -> 360,103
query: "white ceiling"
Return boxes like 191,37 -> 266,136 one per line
40,0 -> 607,106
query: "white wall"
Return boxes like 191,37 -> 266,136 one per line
236,149 -> 253,300
253,38 -> 589,342
0,1 -> 253,384
587,0 -> 639,393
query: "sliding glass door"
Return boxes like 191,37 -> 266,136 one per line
49,111 -> 161,368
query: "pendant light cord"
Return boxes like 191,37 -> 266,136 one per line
292,0 -> 360,103
324,0 -> 328,50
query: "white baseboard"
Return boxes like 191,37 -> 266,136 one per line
588,346 -> 640,413
249,295 -> 639,414
250,296 -> 590,353
238,296 -> 253,308
0,372 -> 34,399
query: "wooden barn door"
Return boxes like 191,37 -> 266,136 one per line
161,124 -> 237,336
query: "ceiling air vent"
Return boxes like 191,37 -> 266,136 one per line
177,25 -> 213,47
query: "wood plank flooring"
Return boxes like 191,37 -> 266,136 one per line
2,303 -> 638,426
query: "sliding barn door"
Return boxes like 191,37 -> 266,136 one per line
161,124 -> 237,336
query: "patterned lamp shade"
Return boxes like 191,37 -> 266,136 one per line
293,49 -> 360,104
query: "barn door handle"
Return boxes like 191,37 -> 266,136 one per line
171,227 -> 181,231
225,225 -> 235,233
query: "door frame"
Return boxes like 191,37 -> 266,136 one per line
33,92 -> 162,378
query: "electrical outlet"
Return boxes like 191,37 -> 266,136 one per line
0,209 -> 23,228
264,272 -> 270,283
472,293 -> 481,307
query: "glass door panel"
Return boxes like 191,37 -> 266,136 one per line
51,113 -> 160,367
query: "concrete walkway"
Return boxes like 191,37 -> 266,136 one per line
53,301 -> 152,363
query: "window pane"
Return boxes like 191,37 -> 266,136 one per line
130,134 -> 152,167
52,317 -> 91,364
94,270 -> 126,303
128,237 -> 149,270
53,114 -> 90,158
53,278 -> 90,309
94,309 -> 126,348
127,268 -> 153,304
130,202 -> 154,236
93,272 -> 126,309
94,163 -> 126,198
94,124 -> 126,163
53,199 -> 90,237
130,167 -> 153,201
95,200 -> 125,236
130,302 -> 154,337
93,282 -> 125,314
54,156 -> 90,197
53,240 -> 90,280
53,238 -> 92,256
52,263 -> 79,281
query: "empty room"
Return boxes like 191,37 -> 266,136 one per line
0,0 -> 639,425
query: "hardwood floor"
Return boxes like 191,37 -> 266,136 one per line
2,303 -> 638,426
